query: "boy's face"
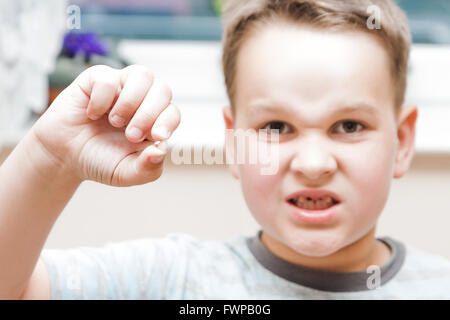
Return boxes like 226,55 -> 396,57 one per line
223,24 -> 418,257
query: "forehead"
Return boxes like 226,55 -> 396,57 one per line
234,24 -> 394,118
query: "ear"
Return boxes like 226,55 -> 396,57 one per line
223,106 -> 240,180
393,105 -> 419,179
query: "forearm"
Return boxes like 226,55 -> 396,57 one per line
0,131 -> 81,299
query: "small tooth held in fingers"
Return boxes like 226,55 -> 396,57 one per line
157,140 -> 168,153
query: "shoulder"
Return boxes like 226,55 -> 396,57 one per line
40,233 -> 254,299
403,243 -> 450,273
395,241 -> 450,294
153,232 -> 257,276
42,232 -> 251,263
162,232 -> 253,263
128,232 -> 249,252
94,232 -> 253,267
361,238 -> 450,298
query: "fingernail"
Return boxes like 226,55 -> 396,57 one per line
111,115 -> 125,127
150,155 -> 165,164
147,146 -> 166,164
152,126 -> 170,140
128,127 -> 143,140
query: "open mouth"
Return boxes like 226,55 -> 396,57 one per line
288,196 -> 339,210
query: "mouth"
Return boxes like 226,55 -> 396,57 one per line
286,190 -> 341,211
288,196 -> 339,210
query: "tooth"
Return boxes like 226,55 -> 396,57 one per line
306,201 -> 315,210
317,199 -> 325,209
292,195 -> 338,210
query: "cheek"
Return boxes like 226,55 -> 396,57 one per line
235,139 -> 286,213
238,158 -> 285,224
239,164 -> 279,205
342,134 -> 396,219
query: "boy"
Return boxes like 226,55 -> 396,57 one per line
1,0 -> 449,299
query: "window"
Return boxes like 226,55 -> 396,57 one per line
69,0 -> 222,40
398,0 -> 450,44
70,0 -> 450,43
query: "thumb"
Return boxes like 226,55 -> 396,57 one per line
137,140 -> 168,169
134,140 -> 169,183
114,140 -> 169,186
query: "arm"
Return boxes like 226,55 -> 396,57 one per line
0,65 -> 178,300
0,131 -> 81,299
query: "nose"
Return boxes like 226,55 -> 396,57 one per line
290,135 -> 337,181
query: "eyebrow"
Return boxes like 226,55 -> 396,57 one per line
246,103 -> 380,118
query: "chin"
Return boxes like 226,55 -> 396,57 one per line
285,231 -> 345,258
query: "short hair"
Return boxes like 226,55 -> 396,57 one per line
221,0 -> 411,116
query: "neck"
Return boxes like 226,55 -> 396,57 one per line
260,228 -> 391,273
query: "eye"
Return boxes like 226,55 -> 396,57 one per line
333,120 -> 366,134
260,121 -> 293,135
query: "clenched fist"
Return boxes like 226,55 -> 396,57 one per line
30,65 -> 181,186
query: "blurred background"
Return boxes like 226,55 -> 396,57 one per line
0,0 -> 449,259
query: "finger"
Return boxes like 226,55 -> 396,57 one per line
149,103 -> 181,141
108,65 -> 154,128
125,78 -> 172,143
75,65 -> 121,120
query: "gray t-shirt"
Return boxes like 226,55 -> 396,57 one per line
40,231 -> 450,299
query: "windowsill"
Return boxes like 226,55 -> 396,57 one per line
118,40 -> 450,154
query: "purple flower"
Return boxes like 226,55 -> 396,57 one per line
62,32 -> 108,59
